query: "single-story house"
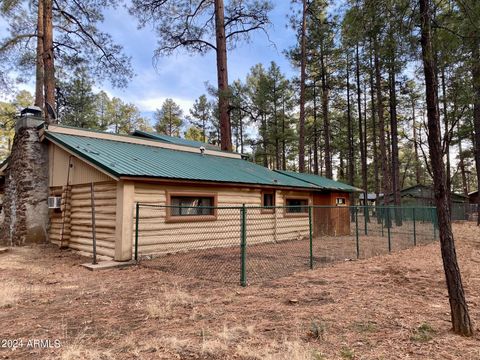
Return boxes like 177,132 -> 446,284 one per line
26,124 -> 361,261
468,190 -> 479,204
378,184 -> 469,220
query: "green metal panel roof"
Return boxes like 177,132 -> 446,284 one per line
45,131 -> 319,189
132,130 -> 225,152
275,170 -> 363,193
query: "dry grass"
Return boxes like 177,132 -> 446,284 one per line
238,340 -> 320,360
0,281 -> 19,308
141,283 -> 197,319
1,223 -> 480,360
51,333 -> 112,360
59,344 -> 111,360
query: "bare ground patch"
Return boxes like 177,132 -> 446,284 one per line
0,223 -> 479,359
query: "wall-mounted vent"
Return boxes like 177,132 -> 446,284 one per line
48,196 -> 62,209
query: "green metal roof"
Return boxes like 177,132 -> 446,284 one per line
132,130 -> 225,152
275,170 -> 363,193
45,131 -> 320,189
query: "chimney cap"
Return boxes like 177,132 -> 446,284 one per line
20,106 -> 43,118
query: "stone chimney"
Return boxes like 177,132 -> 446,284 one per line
0,108 -> 49,246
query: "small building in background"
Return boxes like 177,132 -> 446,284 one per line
378,184 -> 470,221
358,193 -> 383,206
468,190 -> 479,204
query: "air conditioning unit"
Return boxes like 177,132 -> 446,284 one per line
48,196 -> 62,209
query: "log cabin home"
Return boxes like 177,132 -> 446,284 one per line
38,124 -> 361,261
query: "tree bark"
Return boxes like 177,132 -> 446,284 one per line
298,0 -> 307,172
321,42 -> 332,179
388,44 -> 401,226
313,79 -> 319,175
419,0 -> 474,337
273,81 -> 280,170
214,0 -> 232,151
470,37 -> 480,226
347,50 -> 355,213
43,0 -> 55,123
35,0 -> 44,109
412,95 -> 422,184
356,45 -> 367,196
374,38 -> 390,203
370,46 -> 379,200
441,66 -> 452,212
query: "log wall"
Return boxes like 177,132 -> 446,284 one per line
49,182 -> 117,258
134,183 -> 311,256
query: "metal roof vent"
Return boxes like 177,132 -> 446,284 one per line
199,146 -> 205,155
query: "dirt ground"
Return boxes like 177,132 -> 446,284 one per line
141,223 -> 435,285
1,223 -> 479,359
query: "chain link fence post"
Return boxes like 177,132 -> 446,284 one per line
413,207 -> 416,246
387,207 -> 392,252
433,207 -> 437,241
135,202 -> 139,262
240,204 -> 247,287
308,205 -> 313,269
364,205 -> 368,236
355,206 -> 359,259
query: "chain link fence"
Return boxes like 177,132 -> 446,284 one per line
134,204 -> 438,286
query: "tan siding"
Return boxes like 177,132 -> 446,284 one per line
134,183 -> 311,256
49,144 -> 113,186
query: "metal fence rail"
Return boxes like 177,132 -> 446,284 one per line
134,204 -> 438,286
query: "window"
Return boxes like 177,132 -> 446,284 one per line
171,196 -> 214,216
166,192 -> 217,222
261,191 -> 275,213
285,198 -> 309,215
336,197 -> 346,206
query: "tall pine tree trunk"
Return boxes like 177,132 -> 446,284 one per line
43,0 -> 55,123
347,51 -> 354,187
321,43 -> 332,179
273,82 -> 280,170
419,0 -> 474,336
35,0 -> 44,109
412,95 -> 422,184
356,45 -> 367,201
214,0 -> 231,151
313,79 -> 319,175
370,48 -> 379,197
298,0 -> 307,172
388,48 -> 401,225
374,39 -> 390,202
441,66 -> 452,212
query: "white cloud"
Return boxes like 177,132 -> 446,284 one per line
136,96 -> 194,114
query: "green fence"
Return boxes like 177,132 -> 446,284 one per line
134,204 -> 438,286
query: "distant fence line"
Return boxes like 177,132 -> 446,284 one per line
133,205 -> 438,286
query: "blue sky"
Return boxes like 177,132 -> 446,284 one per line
0,2 -> 302,120
99,2 -> 300,119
